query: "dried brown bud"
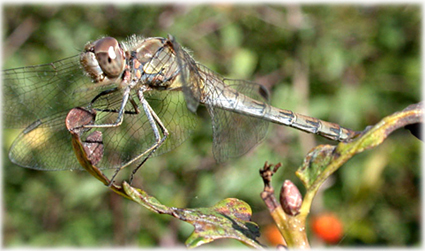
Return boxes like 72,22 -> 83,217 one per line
280,180 -> 302,216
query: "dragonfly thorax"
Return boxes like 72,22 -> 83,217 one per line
129,37 -> 182,90
133,37 -> 165,64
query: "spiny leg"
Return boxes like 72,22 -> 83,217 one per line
129,97 -> 169,184
108,88 -> 168,186
84,86 -> 132,129
89,87 -> 119,106
93,95 -> 140,115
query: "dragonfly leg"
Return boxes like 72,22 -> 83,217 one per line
83,86 -> 131,128
88,86 -> 140,115
107,88 -> 169,186
129,97 -> 169,184
89,87 -> 119,107
93,96 -> 140,115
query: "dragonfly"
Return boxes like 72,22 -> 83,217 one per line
4,34 -> 359,183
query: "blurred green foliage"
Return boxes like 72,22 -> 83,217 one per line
3,4 -> 420,247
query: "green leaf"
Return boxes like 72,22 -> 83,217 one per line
124,182 -> 263,248
183,198 -> 262,248
297,102 -> 423,210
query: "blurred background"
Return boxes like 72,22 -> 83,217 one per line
2,4 -> 421,247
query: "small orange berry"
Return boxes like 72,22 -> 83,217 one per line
263,224 -> 285,246
311,213 -> 343,244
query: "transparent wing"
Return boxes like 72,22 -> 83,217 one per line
3,55 -> 119,128
8,111 -> 84,170
169,35 -> 203,113
8,89 -> 199,171
199,64 -> 270,162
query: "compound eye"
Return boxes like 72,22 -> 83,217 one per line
94,37 -> 124,78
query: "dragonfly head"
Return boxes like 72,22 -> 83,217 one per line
80,37 -> 126,83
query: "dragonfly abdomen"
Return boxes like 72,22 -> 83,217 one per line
265,106 -> 357,141
205,85 -> 357,142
